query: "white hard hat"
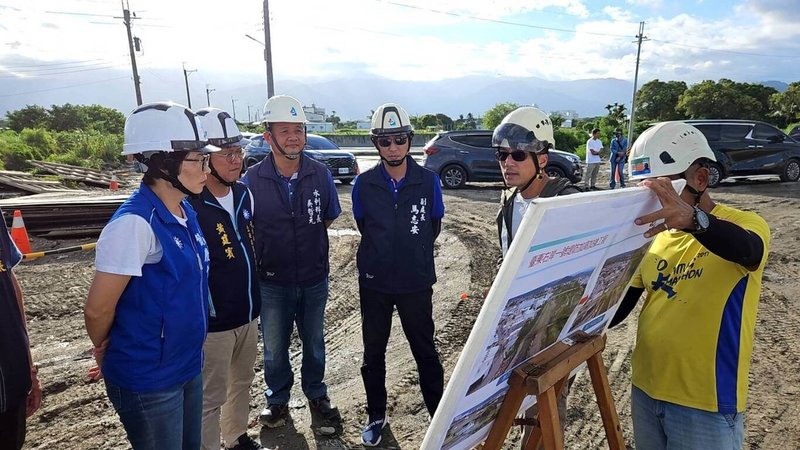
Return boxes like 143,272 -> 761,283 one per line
195,107 -> 246,148
122,102 -> 219,155
370,103 -> 413,136
261,95 -> 307,124
492,107 -> 554,153
628,121 -> 717,180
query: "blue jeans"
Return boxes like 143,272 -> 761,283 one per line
106,373 -> 203,450
610,156 -> 626,189
631,385 -> 744,450
259,278 -> 329,405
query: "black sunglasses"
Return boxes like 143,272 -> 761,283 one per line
376,135 -> 408,148
495,150 -> 529,162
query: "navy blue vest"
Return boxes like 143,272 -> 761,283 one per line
245,153 -> 332,287
356,158 -> 438,293
102,183 -> 210,392
0,210 -> 29,413
189,183 -> 260,333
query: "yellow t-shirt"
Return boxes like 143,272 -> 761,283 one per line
631,203 -> 770,413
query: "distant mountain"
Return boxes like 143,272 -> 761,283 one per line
761,80 -> 789,92
0,68 -> 634,120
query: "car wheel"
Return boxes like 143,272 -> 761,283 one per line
545,166 -> 566,179
441,164 -> 467,189
780,159 -> 800,182
339,178 -> 354,185
706,162 -> 723,188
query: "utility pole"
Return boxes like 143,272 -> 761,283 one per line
627,21 -> 648,147
120,0 -> 142,105
206,84 -> 215,107
231,98 -> 237,121
182,63 -> 197,108
247,104 -> 252,123
263,0 -> 275,98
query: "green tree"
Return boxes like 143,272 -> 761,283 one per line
770,82 -> 800,126
604,102 -> 627,129
326,110 -> 341,129
464,113 -> 478,130
6,105 -> 50,132
636,79 -> 687,121
435,113 -> 454,131
549,113 -> 564,129
677,79 -> 762,119
49,103 -> 88,131
482,102 -> 520,130
83,104 -> 125,134
417,114 -> 439,129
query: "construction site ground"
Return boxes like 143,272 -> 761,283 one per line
17,168 -> 800,449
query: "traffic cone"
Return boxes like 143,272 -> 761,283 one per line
109,174 -> 119,192
10,210 -> 31,254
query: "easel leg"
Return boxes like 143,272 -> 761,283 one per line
483,377 -> 528,450
537,387 -> 564,450
523,377 -> 567,450
587,353 -> 625,450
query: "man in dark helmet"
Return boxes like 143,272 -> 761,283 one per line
352,103 -> 445,446
493,106 -> 580,447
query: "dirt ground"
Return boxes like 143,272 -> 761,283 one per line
17,168 -> 800,449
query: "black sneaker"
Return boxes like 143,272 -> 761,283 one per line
308,395 -> 341,421
258,404 -> 289,428
226,433 -> 262,450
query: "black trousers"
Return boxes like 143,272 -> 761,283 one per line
0,402 -> 26,450
359,285 -> 444,417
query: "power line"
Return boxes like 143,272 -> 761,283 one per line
0,60 -> 127,74
373,0 -> 631,38
0,76 -> 130,97
0,58 -> 107,69
648,38 -> 800,59
0,63 -> 129,78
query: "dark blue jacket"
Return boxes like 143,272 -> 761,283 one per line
102,183 -> 210,392
354,158 -> 441,294
244,153 -> 339,287
188,183 -> 260,333
0,210 -> 28,413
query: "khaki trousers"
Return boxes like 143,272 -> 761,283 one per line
201,319 -> 259,450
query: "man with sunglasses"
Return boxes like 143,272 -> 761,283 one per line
352,103 -> 445,446
191,108 -> 262,450
609,122 -> 769,450
493,106 -> 581,446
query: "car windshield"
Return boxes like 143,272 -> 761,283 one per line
306,135 -> 339,150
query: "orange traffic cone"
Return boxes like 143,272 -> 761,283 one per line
109,174 -> 119,192
10,210 -> 31,254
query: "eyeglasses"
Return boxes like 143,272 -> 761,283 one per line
376,135 -> 408,148
495,150 -> 529,162
214,150 -> 244,163
184,154 -> 210,170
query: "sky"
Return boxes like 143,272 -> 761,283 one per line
0,0 -> 799,117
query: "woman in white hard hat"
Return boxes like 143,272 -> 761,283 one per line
84,102 -> 217,449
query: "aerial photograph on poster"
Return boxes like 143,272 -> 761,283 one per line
467,268 -> 593,395
569,243 -> 651,334
441,388 -> 508,450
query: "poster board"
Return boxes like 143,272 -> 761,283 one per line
422,182 -> 683,450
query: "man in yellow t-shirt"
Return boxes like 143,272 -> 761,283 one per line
610,122 -> 770,450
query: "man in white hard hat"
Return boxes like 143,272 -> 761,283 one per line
242,95 -> 342,430
192,108 -> 262,450
610,121 -> 770,450
353,103 -> 445,446
492,106 -> 580,446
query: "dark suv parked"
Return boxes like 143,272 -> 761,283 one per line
422,130 -> 583,189
684,119 -> 800,187
244,133 -> 358,184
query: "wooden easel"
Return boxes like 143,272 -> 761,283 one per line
480,334 -> 625,450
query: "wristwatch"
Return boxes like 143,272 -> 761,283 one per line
688,206 -> 710,234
